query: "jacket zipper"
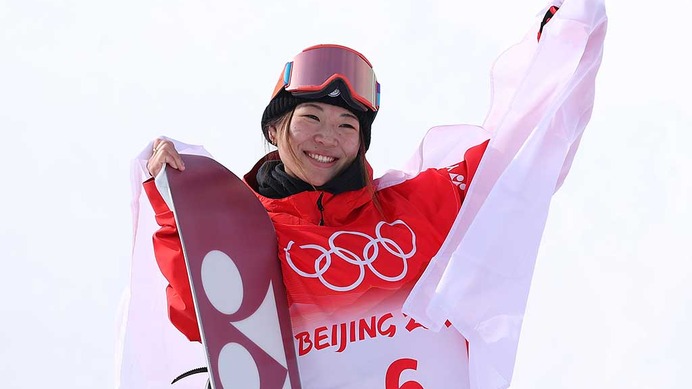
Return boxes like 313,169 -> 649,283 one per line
316,192 -> 325,226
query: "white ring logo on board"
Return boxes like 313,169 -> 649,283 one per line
284,220 -> 417,292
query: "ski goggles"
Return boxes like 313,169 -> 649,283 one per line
271,44 -> 381,112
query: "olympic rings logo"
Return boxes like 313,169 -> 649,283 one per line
284,220 -> 417,292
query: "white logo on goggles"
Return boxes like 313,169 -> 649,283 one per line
284,220 -> 416,292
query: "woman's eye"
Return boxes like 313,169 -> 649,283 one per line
304,114 -> 320,121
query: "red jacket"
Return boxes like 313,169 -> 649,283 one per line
144,140 -> 488,344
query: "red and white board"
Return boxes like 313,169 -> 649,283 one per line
155,155 -> 302,389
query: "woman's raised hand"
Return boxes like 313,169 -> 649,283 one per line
146,138 -> 186,177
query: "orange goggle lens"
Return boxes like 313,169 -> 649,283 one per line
271,44 -> 380,112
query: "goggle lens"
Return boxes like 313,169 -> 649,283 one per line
273,45 -> 380,112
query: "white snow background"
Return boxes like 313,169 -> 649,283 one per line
1,0 -> 690,388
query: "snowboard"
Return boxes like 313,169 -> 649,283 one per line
154,155 -> 302,389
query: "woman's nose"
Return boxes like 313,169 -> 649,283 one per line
314,123 -> 339,146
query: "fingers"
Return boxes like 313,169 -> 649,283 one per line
147,139 -> 186,177
152,139 -> 172,156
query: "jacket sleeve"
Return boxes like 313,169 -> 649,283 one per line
461,140 -> 488,189
143,178 -> 201,342
435,139 -> 489,200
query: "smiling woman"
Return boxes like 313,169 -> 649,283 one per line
124,2 -> 608,388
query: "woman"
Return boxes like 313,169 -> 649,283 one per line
146,44 -> 488,388
121,1 -> 607,388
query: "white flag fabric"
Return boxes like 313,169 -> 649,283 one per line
116,1 -> 607,388
116,138 -> 211,389
402,1 -> 607,388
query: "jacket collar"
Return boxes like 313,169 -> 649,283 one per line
245,151 -> 374,196
244,151 -> 376,224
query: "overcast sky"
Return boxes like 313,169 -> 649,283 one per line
1,0 -> 690,388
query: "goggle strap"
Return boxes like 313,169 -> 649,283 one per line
283,62 -> 292,87
376,83 -> 381,108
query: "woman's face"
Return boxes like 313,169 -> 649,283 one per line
269,102 -> 361,187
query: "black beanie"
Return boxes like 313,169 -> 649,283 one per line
261,83 -> 377,151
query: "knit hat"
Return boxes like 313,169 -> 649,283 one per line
261,80 -> 377,151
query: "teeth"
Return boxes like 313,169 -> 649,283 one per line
307,153 -> 335,163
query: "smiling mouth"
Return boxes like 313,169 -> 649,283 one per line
306,152 -> 336,163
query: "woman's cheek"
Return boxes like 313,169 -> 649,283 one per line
289,123 -> 316,142
344,135 -> 361,153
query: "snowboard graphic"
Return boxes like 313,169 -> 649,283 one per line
155,155 -> 302,389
